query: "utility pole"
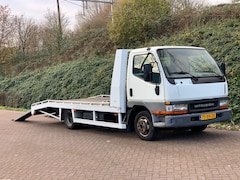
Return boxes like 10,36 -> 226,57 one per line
56,0 -> 62,51
111,0 -> 114,23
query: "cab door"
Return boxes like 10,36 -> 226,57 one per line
126,52 -> 163,106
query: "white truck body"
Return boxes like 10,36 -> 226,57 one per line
16,46 -> 231,140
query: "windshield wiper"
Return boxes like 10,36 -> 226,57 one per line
200,71 -> 223,76
171,71 -> 194,76
170,71 -> 199,81
198,71 -> 224,79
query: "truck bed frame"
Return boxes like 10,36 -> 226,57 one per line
15,95 -> 127,129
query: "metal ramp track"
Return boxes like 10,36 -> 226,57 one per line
14,111 -> 32,121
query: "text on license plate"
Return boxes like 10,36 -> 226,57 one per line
200,113 -> 216,120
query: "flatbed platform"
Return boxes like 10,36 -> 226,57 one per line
15,94 -> 126,129
32,95 -> 111,107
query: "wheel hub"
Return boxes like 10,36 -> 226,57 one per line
137,117 -> 150,137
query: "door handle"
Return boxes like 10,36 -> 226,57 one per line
130,88 -> 133,97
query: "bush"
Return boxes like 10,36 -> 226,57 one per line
109,0 -> 170,47
0,54 -> 114,108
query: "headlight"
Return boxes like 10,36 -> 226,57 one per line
165,104 -> 188,114
153,103 -> 188,115
220,99 -> 228,109
167,104 -> 188,111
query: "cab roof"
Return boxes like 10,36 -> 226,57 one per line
130,46 -> 205,53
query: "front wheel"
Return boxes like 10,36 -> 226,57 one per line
63,110 -> 77,129
134,111 -> 156,141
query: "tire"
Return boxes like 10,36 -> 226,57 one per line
134,110 -> 156,141
64,110 -> 77,129
191,125 -> 207,132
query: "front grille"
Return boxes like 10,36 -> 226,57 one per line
189,100 -> 219,113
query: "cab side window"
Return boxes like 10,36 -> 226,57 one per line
133,54 -> 160,84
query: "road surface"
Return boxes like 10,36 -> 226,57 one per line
0,110 -> 240,179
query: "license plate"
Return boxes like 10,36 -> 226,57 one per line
200,113 -> 216,120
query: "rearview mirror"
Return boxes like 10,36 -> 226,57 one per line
143,64 -> 152,82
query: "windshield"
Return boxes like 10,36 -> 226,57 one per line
157,48 -> 223,79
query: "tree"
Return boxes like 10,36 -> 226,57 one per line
0,5 -> 16,75
168,0 -> 205,12
14,16 -> 39,54
75,2 -> 112,32
109,0 -> 170,47
40,10 -> 70,53
0,5 -> 15,47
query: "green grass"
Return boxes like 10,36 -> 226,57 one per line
0,106 -> 27,111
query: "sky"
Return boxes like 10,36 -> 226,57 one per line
0,0 -> 233,29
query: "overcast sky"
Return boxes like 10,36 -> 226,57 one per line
0,0 -> 233,29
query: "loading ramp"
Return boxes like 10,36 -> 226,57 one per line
14,111 -> 32,121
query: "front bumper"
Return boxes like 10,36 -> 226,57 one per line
153,108 -> 232,128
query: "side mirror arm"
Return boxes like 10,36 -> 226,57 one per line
220,62 -> 226,76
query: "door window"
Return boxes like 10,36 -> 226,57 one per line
133,53 -> 160,84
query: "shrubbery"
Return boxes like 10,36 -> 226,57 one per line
109,0 -> 170,47
0,55 -> 114,108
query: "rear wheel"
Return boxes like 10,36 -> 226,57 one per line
134,110 -> 156,141
64,110 -> 77,129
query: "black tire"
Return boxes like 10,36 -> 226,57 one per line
134,110 -> 156,141
64,110 -> 77,129
191,125 -> 207,132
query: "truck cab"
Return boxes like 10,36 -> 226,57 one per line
125,46 -> 231,140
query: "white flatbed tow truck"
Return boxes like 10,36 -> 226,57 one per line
15,46 -> 232,140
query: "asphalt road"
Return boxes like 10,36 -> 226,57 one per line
0,110 -> 240,180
